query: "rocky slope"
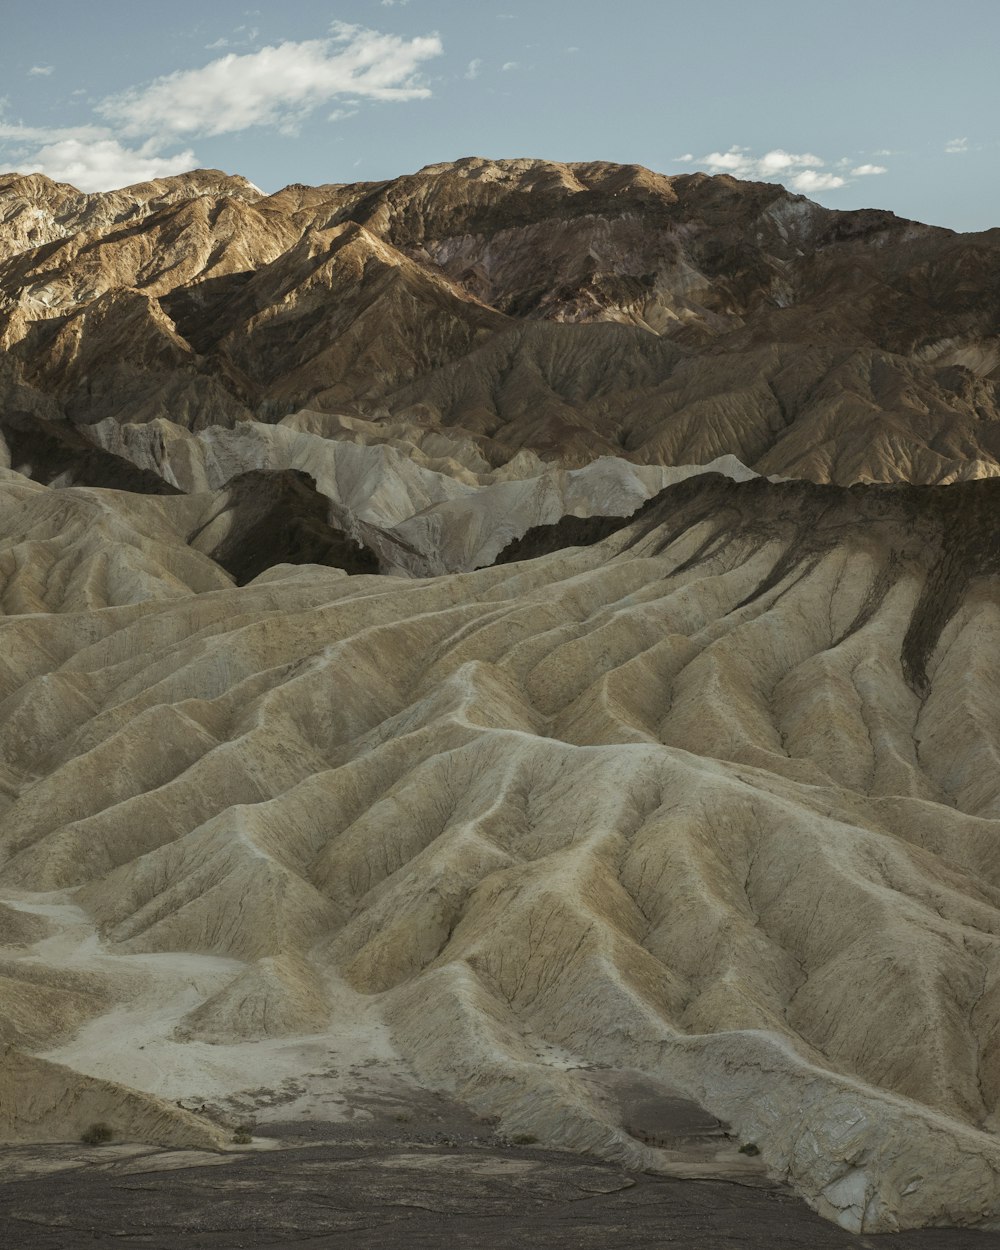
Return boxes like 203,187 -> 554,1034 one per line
1,158 -> 1000,484
0,460 -> 999,1231
2,160 -> 1000,1234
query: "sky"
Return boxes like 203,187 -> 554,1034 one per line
1,0 -> 998,232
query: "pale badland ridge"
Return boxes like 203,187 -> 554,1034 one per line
0,160 -> 999,1237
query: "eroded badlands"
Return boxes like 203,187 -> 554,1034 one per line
1,466 -> 999,1234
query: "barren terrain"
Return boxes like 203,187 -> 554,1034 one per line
1,161 -> 999,1237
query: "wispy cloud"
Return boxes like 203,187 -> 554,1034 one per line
0,120 -> 109,144
99,24 -> 443,140
945,137 -> 968,154
28,65 -> 54,77
501,61 -> 520,71
465,58 -> 482,80
675,145 -> 890,193
0,20 -> 443,192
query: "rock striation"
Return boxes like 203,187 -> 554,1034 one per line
1,158 -> 1000,484
2,160 -> 1000,1233
0,460 -> 998,1231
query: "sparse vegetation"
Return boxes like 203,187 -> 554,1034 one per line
739,1142 -> 760,1156
81,1122 -> 114,1146
232,1120 -> 256,1145
511,1133 -> 539,1145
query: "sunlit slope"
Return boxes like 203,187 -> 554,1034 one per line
3,158 -> 1000,484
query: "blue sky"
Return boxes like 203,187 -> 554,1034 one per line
1,0 -> 997,231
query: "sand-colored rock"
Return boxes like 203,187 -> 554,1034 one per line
0,1047 -> 226,1149
0,469 -> 999,1230
85,414 -> 763,574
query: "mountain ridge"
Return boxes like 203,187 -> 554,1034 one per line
2,157 -> 999,486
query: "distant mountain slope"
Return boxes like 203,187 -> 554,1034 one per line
1,158 -> 999,484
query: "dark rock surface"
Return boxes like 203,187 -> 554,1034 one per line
2,1134 -> 998,1249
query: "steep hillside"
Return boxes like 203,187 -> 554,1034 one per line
1,159 -> 999,484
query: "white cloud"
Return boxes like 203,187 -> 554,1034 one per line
687,145 -> 853,193
98,23 -> 443,141
757,149 -> 823,173
566,45 -> 580,53
206,23 -> 259,50
674,153 -> 694,163
789,170 -> 846,192
850,163 -> 887,176
501,61 -> 519,71
28,65 -> 54,77
0,21 -> 443,193
0,137 -> 198,192
0,120 -> 109,144
465,58 -> 482,80
945,137 -> 968,153
700,147 -> 825,178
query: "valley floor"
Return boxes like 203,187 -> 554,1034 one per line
2,1120 -> 997,1250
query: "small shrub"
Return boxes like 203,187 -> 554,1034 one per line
81,1122 -> 114,1146
510,1133 -> 538,1146
232,1121 -> 255,1145
393,1111 -> 412,1124
738,1142 -> 760,1156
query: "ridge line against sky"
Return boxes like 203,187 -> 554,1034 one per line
1,0 -> 997,231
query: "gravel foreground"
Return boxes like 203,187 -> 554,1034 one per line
2,1126 -> 998,1250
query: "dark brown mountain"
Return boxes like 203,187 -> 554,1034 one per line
1,158 -> 999,485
